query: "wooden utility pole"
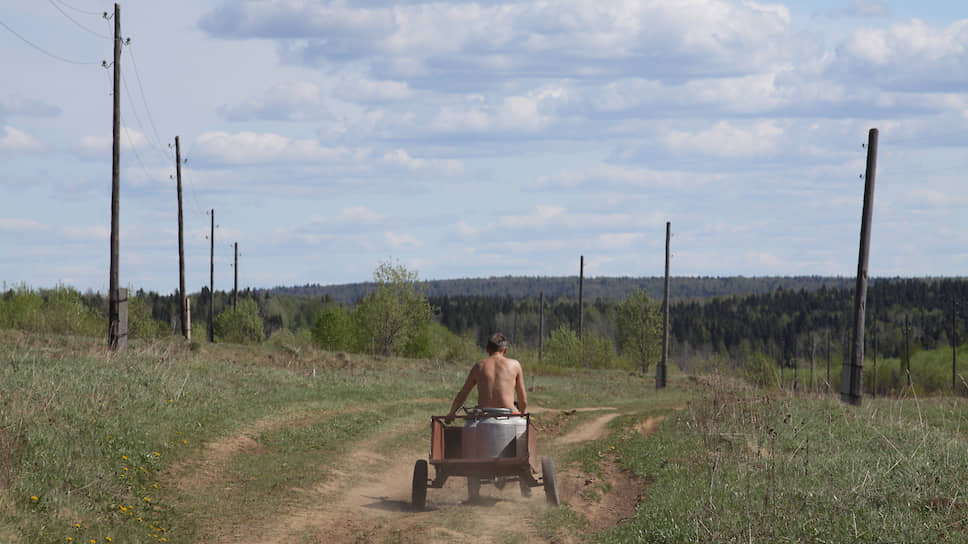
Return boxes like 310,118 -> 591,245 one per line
905,313 -> 911,386
872,320 -> 878,398
233,242 -> 239,309
108,2 -> 122,350
538,291 -> 544,363
952,299 -> 957,393
175,136 -> 188,339
657,221 -> 670,389
578,255 -> 584,339
826,330 -> 831,392
208,209 -> 215,343
842,128 -> 877,406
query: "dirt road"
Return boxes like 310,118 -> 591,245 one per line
173,407 -> 662,543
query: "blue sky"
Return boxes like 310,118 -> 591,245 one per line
1,0 -> 966,294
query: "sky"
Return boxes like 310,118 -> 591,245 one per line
1,0 -> 966,295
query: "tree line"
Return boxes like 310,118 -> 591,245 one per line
3,275 -> 966,387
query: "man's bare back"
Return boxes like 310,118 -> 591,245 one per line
446,334 -> 527,420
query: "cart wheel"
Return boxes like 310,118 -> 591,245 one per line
467,476 -> 481,502
411,460 -> 428,510
542,457 -> 560,506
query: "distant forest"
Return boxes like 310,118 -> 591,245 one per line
267,275 -> 858,303
115,276 -> 967,370
264,275 -> 968,368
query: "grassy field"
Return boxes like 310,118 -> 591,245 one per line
2,330 -> 967,543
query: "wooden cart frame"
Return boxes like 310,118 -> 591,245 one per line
411,412 -> 559,510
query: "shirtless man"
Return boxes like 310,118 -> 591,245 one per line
445,332 -> 527,422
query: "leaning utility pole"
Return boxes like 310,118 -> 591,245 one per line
107,2 -> 122,350
952,299 -> 958,393
208,209 -> 215,343
905,313 -> 911,386
657,221 -> 670,389
841,128 -> 877,406
538,291 -> 544,363
233,242 -> 239,309
578,255 -> 584,340
175,136 -> 188,339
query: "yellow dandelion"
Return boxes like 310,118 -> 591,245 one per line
122,455 -> 128,460
153,451 -> 160,456
182,440 -> 189,444
144,497 -> 151,503
106,538 -> 112,543
30,495 -> 39,501
75,523 -> 82,528
90,540 -> 97,544
66,538 -> 72,542
123,467 -> 129,471
152,483 -> 159,488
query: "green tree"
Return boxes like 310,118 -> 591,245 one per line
615,289 -> 662,373
214,298 -> 266,344
127,291 -> 169,340
352,260 -> 434,356
544,326 -> 581,367
311,305 -> 352,351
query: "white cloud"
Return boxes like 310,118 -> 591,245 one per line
58,226 -> 110,242
0,218 -> 48,233
836,19 -> 968,91
596,232 -> 644,250
335,207 -> 388,225
220,81 -> 322,121
0,126 -> 42,153
385,231 -> 421,249
665,120 -> 785,157
533,163 -> 700,190
382,149 -> 464,176
334,74 -> 414,103
194,131 -> 363,165
77,127 -> 149,156
0,95 -> 61,117
202,0 -> 798,79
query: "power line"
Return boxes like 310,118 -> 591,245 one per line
0,17 -> 100,65
46,0 -> 112,40
121,118 -> 160,186
52,0 -> 104,17
120,67 -> 170,164
126,43 -> 171,160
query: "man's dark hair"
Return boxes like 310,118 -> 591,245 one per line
486,333 -> 509,353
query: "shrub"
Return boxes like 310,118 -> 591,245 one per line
351,260 -> 434,356
214,299 -> 266,344
127,292 -> 169,340
311,305 -> 352,351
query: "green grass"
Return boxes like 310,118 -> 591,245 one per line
6,329 -> 967,543
0,330 -> 676,543
597,374 -> 968,543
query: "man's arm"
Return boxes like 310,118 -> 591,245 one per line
445,367 -> 477,422
514,362 -> 527,413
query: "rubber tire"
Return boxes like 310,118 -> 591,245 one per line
411,460 -> 428,510
542,457 -> 560,506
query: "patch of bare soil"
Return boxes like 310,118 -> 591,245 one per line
185,407 -> 665,543
558,413 -> 620,444
167,411 -> 322,495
